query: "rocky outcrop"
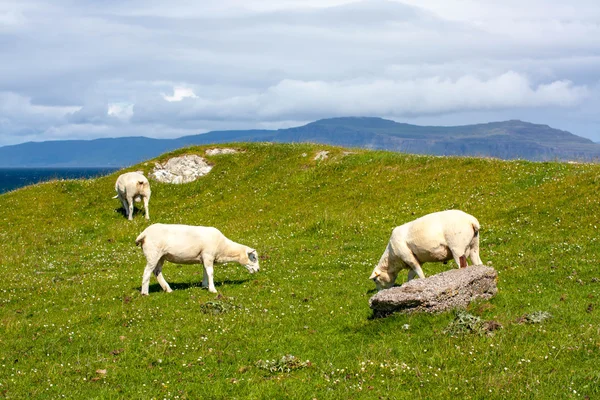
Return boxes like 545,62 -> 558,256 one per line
369,265 -> 498,317
151,155 -> 212,184
206,148 -> 238,156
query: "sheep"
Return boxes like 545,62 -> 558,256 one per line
113,171 -> 151,220
135,223 -> 260,295
369,210 -> 483,291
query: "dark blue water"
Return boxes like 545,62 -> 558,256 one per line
0,168 -> 119,194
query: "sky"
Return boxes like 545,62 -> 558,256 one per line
1,0 -> 599,146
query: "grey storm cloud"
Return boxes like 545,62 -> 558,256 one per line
0,0 -> 599,145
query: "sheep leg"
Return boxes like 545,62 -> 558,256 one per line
403,261 -> 425,280
154,260 -> 172,293
412,264 -> 425,279
141,262 -> 157,295
119,196 -> 129,218
127,196 -> 134,220
468,240 -> 483,265
399,248 -> 425,280
143,196 -> 150,220
202,255 -> 217,293
407,269 -> 417,281
202,264 -> 209,288
469,251 -> 483,266
453,253 -> 468,268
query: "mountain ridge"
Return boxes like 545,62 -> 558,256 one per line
1,117 -> 598,166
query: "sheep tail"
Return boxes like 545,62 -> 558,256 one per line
135,232 -> 146,247
472,218 -> 480,238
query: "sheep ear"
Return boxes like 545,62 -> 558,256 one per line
369,270 -> 380,280
247,248 -> 256,255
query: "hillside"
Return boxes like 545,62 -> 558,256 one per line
1,117 -> 599,167
0,143 -> 598,399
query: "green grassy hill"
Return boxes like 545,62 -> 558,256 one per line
1,143 -> 598,399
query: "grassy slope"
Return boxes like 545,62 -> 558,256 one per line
0,143 -> 599,399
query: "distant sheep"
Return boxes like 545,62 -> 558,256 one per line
370,210 -> 483,291
114,171 -> 151,220
135,223 -> 260,295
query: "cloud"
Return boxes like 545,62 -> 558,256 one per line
0,91 -> 80,143
128,72 -> 588,124
107,102 -> 134,120
163,87 -> 198,102
0,0 -> 600,145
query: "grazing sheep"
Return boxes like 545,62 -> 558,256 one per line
135,223 -> 260,295
369,210 -> 483,291
114,171 -> 151,220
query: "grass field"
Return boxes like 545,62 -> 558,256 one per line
0,143 -> 598,399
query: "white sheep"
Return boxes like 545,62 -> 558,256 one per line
135,223 -> 260,295
369,209 -> 483,291
114,171 -> 151,220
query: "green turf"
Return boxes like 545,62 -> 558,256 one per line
0,143 -> 598,399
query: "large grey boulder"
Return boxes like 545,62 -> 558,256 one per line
151,155 -> 212,184
369,265 -> 498,317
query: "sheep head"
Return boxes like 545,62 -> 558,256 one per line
244,248 -> 260,273
369,267 -> 395,291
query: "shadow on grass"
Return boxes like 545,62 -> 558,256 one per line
367,310 -> 395,320
138,278 -> 251,293
114,206 -> 146,219
364,284 -> 405,319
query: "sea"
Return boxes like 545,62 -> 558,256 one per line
0,167 -> 119,194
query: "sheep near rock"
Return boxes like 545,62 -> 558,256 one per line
370,210 -> 483,291
151,155 -> 212,184
369,265 -> 498,317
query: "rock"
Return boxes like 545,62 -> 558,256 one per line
150,155 -> 213,184
206,148 -> 238,156
314,151 -> 329,161
369,265 -> 498,317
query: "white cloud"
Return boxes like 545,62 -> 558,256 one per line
107,102 -> 134,120
130,72 -> 588,124
163,87 -> 198,102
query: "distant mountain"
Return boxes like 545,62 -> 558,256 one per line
1,117 -> 598,167
276,118 -> 600,161
0,130 -> 275,168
